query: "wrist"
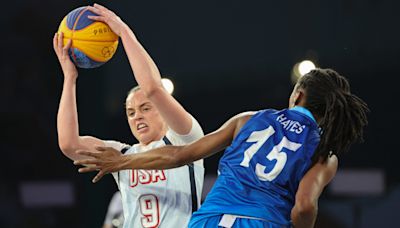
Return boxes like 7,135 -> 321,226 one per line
118,154 -> 131,170
119,24 -> 137,41
63,75 -> 77,84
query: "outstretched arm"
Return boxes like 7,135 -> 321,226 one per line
291,155 -> 338,228
54,32 -> 105,161
87,4 -> 193,134
74,112 -> 255,182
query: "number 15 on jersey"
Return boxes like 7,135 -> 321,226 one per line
240,125 -> 302,181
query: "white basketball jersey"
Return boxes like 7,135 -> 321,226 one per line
104,117 -> 204,228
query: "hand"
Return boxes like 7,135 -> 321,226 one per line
86,3 -> 127,36
53,32 -> 78,79
74,146 -> 123,183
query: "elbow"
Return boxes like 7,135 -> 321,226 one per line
291,198 -> 318,228
293,197 -> 318,218
58,138 -> 79,158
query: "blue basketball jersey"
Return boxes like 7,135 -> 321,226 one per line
192,107 -> 320,226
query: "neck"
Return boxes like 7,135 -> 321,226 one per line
139,129 -> 167,146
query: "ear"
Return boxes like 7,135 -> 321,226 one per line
294,90 -> 305,106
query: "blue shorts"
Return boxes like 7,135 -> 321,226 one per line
189,214 -> 290,228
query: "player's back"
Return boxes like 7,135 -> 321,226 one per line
194,107 -> 320,226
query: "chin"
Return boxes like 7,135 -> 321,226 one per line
138,135 -> 153,145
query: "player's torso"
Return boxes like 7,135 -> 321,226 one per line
118,163 -> 192,228
198,108 -> 320,225
117,139 -> 204,228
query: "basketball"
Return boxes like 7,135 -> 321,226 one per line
58,6 -> 119,68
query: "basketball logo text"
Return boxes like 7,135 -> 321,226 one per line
93,27 -> 112,35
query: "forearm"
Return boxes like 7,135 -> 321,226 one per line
118,128 -> 233,171
57,77 -> 80,150
119,146 -> 184,170
119,26 -> 163,94
291,156 -> 338,228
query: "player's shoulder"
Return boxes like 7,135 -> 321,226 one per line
230,110 -> 264,136
235,109 -> 278,123
231,110 -> 264,123
166,115 -> 204,145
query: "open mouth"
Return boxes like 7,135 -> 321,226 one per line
137,123 -> 148,131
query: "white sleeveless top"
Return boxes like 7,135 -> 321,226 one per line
104,117 -> 204,228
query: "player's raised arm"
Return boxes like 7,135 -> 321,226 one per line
54,32 -> 105,161
290,155 -> 338,228
86,3 -> 193,134
74,112 -> 255,182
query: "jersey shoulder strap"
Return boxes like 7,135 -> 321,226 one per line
162,136 -> 198,213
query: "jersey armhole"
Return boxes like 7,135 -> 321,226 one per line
117,146 -> 131,184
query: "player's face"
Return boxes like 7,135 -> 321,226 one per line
125,90 -> 167,145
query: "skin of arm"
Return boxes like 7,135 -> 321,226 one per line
74,112 -> 255,182
87,4 -> 192,134
290,155 -> 338,228
53,32 -> 105,161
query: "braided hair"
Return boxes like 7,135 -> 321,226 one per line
297,68 -> 369,161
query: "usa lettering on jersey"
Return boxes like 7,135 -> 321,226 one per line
130,170 -> 167,188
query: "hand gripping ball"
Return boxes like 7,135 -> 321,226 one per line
58,6 -> 119,68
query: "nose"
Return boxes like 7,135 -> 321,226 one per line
133,110 -> 144,120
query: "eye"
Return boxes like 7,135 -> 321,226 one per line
127,111 -> 135,117
142,106 -> 151,112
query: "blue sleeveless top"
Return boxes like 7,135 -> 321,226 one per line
193,107 -> 320,225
